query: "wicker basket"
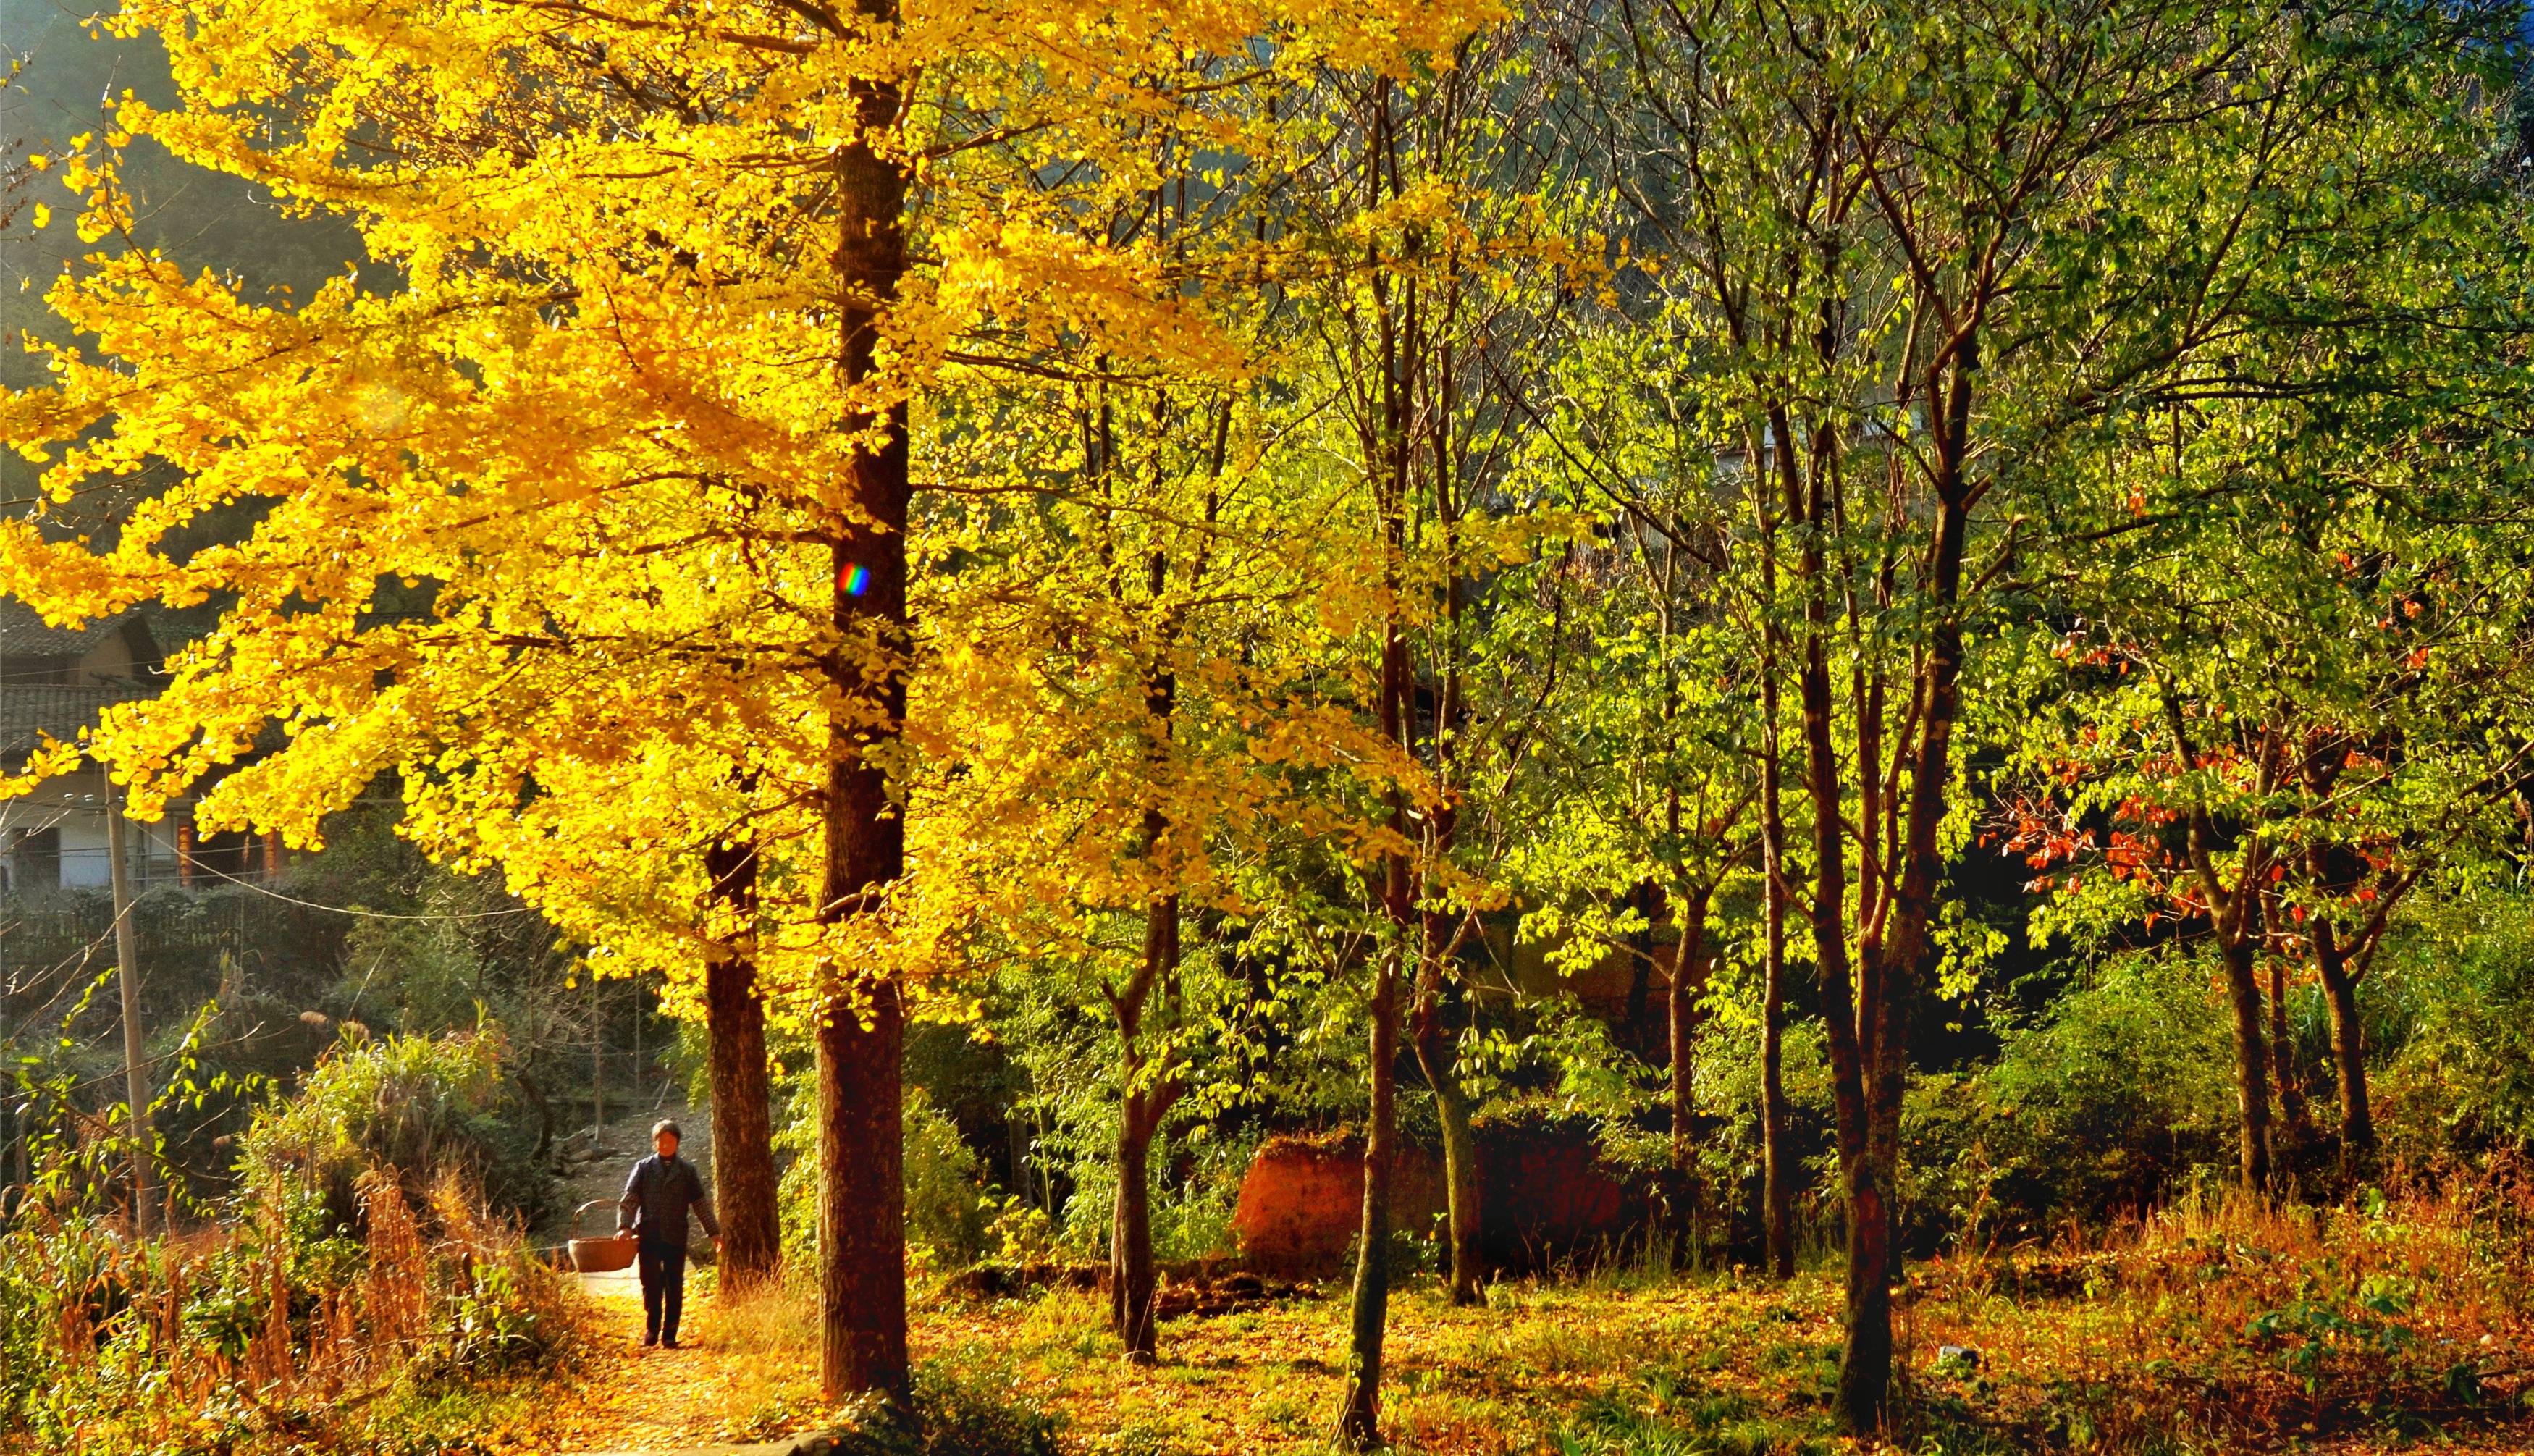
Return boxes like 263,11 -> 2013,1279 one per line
567,1199 -> 636,1272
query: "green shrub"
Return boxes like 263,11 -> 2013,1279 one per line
2369,894 -> 2534,1164
779,1083 -> 998,1268
1905,954 -> 2238,1245
830,1365 -> 1066,1456
0,1132 -> 579,1452
238,1027 -> 552,1233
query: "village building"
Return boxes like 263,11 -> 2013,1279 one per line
0,599 -> 280,896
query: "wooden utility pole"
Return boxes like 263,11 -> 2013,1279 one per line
591,972 -> 605,1136
106,788 -> 155,1239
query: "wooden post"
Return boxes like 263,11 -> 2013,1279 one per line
176,820 -> 195,890
591,972 -> 605,1137
107,788 -> 155,1238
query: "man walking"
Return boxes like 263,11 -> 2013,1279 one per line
618,1118 -> 721,1349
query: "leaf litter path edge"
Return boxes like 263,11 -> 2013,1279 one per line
522,1266 -> 837,1456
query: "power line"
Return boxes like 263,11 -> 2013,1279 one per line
166,855 -> 542,923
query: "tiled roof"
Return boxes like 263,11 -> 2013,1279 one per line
0,597 -> 141,655
0,683 -> 146,757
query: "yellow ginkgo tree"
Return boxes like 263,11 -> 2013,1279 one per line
0,0 -> 1496,1403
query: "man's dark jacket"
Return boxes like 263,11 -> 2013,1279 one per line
618,1152 -> 720,1249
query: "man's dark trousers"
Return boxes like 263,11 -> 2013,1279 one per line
638,1237 -> 689,1345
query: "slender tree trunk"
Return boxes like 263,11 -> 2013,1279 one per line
1111,893 -> 1181,1364
1111,548 -> 1190,1362
1343,555 -> 1414,1445
817,30 -> 912,1397
2311,920 -> 2375,1171
591,970 -> 605,1137
2169,706 -> 2275,1195
1622,880 -> 1658,1053
1667,888 -> 1711,1268
1838,478 -> 1966,1431
1778,407 -> 1875,1428
1410,945 -> 1483,1306
1342,122 -> 1419,1439
1754,442 -> 1798,1283
1339,944 -> 1403,1448
704,836 -> 781,1293
2218,935 -> 2276,1192
108,794 -> 154,1240
1343,593 -> 1413,1444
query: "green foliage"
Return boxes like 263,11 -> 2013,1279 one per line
905,1085 -> 995,1266
1547,1369 -> 1839,1456
778,1080 -> 1003,1269
830,1365 -> 1066,1456
237,1027 -> 550,1230
1905,956 -> 2239,1245
2370,894 -> 2534,1162
0,1109 -> 580,1452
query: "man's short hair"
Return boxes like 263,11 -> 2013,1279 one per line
652,1119 -> 682,1142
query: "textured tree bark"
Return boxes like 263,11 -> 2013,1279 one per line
817,978 -> 906,1402
1111,1101 -> 1156,1358
2217,936 -> 2276,1192
704,836 -> 781,1294
2311,920 -> 2375,1169
817,26 -> 912,1400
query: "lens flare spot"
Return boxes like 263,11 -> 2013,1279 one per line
841,563 -> 870,596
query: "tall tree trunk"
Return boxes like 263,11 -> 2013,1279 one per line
1754,439 -> 1797,1283
817,31 -> 912,1399
704,835 -> 781,1293
2166,702 -> 2275,1194
817,978 -> 905,1402
2311,919 -> 2375,1171
1776,403 -> 1873,1430
1111,546 -> 1189,1363
107,794 -> 154,1240
1342,561 -> 1414,1445
1339,944 -> 1404,1447
1838,476 -> 1968,1432
2216,935 -> 2275,1192
1111,893 -> 1182,1364
1667,888 -> 1711,1268
1410,944 -> 1483,1306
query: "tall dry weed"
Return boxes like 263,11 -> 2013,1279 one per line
1906,1175 -> 2534,1450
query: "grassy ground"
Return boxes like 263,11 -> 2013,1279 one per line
472,1184 -> 2534,1456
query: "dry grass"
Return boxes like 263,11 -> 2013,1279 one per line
0,1171 -> 594,1456
1905,1175 -> 2534,1452
481,1177 -> 2534,1456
